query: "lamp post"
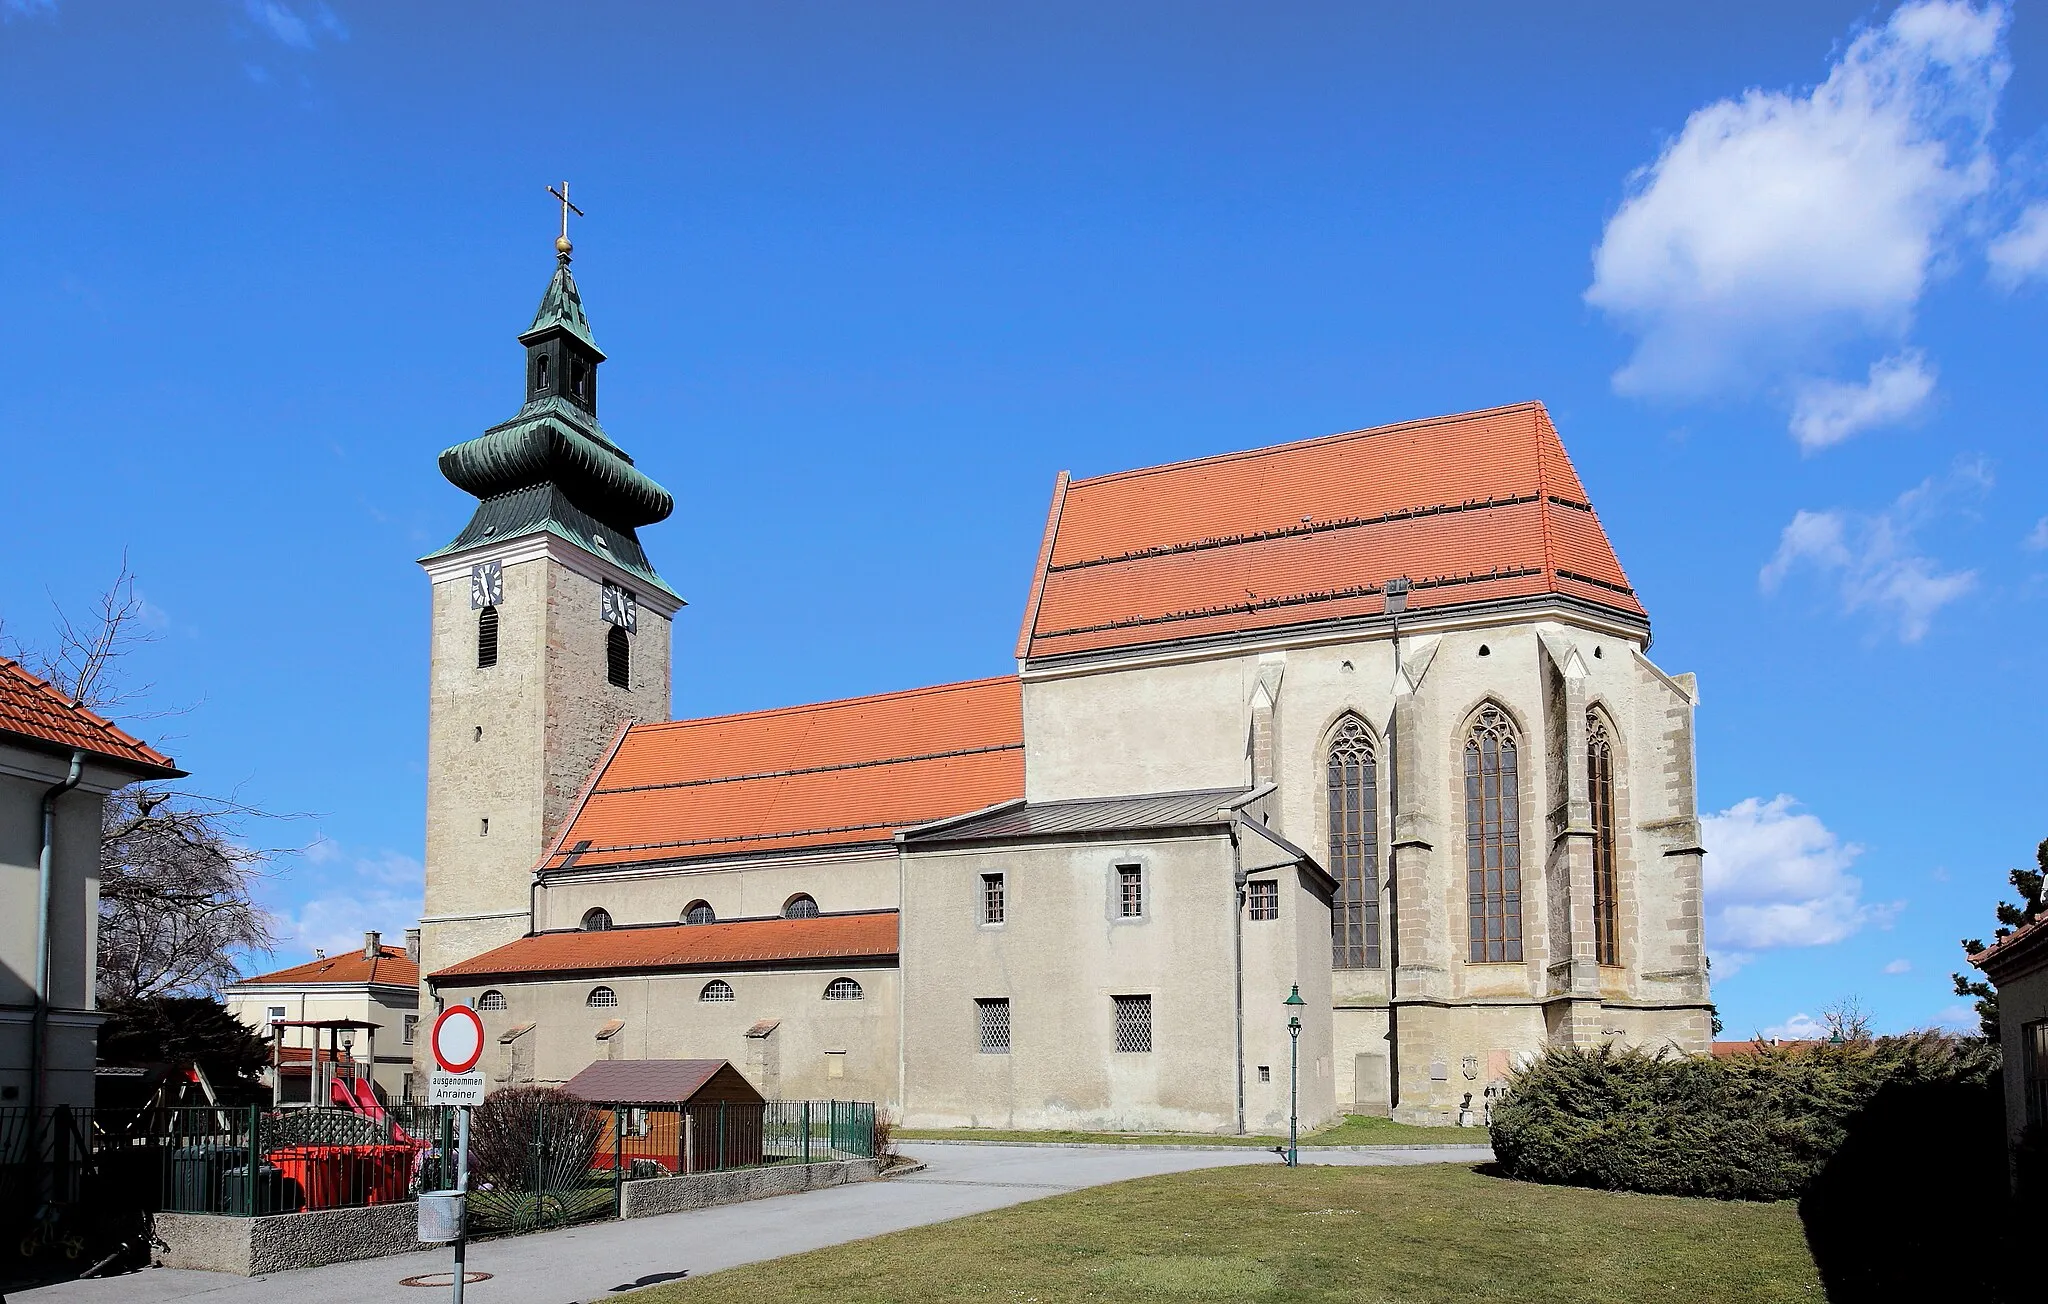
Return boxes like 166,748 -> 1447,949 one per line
1283,984 -> 1306,1167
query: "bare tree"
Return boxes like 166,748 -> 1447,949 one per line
10,560 -> 291,1000
1820,996 -> 1874,1043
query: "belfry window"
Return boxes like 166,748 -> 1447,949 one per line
1326,715 -> 1381,968
477,606 -> 499,668
534,354 -> 549,394
571,358 -> 589,402
1589,711 -> 1619,966
1464,704 -> 1524,963
607,625 -> 630,688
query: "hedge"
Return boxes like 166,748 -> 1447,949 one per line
1487,1033 -> 1998,1202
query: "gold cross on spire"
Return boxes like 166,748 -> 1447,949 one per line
547,181 -> 584,260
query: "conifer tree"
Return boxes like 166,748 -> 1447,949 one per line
1953,837 -> 2047,1041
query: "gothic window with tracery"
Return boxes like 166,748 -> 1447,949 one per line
1589,710 -> 1619,966
1326,716 -> 1381,968
1464,704 -> 1523,963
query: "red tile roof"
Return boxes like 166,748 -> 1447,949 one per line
430,911 -> 899,981
1017,402 -> 1644,661
1972,913 -> 2048,979
541,677 -> 1023,872
234,946 -> 419,989
0,657 -> 182,776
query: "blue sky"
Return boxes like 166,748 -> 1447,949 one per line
3,1 -> 2044,1041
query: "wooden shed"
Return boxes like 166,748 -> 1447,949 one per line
563,1059 -> 766,1173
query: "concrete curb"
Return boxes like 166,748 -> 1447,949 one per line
879,1159 -> 929,1176
900,1139 -> 1488,1154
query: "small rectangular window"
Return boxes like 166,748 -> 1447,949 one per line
977,998 -> 1010,1054
402,1015 -> 419,1045
1258,1065 -> 1271,1083
1117,864 -> 1144,918
266,1006 -> 286,1023
981,873 -> 1005,925
1248,879 -> 1279,921
1113,994 -> 1152,1053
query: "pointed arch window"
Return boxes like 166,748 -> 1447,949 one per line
1589,710 -> 1619,966
607,625 -> 630,688
1464,704 -> 1523,963
477,606 -> 499,668
1325,716 -> 1381,969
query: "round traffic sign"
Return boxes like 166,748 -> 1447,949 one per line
431,1005 -> 485,1073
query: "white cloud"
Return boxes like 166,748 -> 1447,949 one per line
267,837 -> 422,965
243,0 -> 346,50
1789,351 -> 1936,450
2025,516 -> 2048,550
1761,1012 -> 1827,1041
1884,957 -> 1913,974
1760,462 -> 1985,641
1932,1003 -> 1979,1031
1988,201 -> 2048,286
1702,796 -> 1897,973
1586,1 -> 2011,443
3,0 -> 59,21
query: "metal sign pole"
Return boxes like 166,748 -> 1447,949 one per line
452,1103 -> 470,1304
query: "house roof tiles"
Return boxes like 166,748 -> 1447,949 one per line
234,946 -> 419,989
430,911 -> 900,982
0,658 -> 182,777
1018,402 -> 1644,661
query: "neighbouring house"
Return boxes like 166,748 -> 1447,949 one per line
0,656 -> 183,1113
415,234 -> 1710,1133
1970,915 -> 2048,1184
224,929 -> 420,1104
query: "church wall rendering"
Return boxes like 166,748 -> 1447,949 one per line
414,244 -> 1710,1131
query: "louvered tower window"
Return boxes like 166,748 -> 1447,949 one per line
606,625 -> 629,688
477,606 -> 499,668
1465,705 -> 1523,963
1326,716 -> 1381,968
1589,711 -> 1619,966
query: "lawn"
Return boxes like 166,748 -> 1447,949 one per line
624,1162 -> 1821,1304
897,1113 -> 1469,1148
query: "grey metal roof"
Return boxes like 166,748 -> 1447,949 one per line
902,788 -> 1250,844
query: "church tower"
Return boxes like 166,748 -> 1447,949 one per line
414,215 -> 681,1048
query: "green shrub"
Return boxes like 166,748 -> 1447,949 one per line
1489,1033 -> 1997,1201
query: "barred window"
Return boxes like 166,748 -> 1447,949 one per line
477,606 -> 499,668
587,986 -> 618,1008
977,998 -> 1011,1053
1248,879 -> 1279,921
683,901 -> 715,925
783,894 -> 820,919
981,873 -> 1005,924
1113,995 -> 1152,1053
606,624 -> 630,688
403,1015 -> 419,1045
1589,711 -> 1619,967
1117,864 -> 1144,918
1326,715 -> 1381,969
477,990 -> 506,1011
1465,704 -> 1524,963
824,977 -> 863,1001
700,980 -> 735,1002
581,907 -> 612,932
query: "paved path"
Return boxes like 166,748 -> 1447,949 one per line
18,1142 -> 1493,1304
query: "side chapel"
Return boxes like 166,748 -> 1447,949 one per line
413,231 -> 1710,1131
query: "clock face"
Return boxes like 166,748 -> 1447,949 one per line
470,560 -> 504,609
600,583 -> 638,632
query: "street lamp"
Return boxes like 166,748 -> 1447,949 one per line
1283,984 -> 1306,1167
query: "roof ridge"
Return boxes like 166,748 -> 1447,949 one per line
628,674 -> 1018,735
1067,401 -> 1546,490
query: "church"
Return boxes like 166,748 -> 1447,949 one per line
412,228 -> 1711,1133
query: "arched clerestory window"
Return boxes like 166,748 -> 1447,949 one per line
823,977 -> 863,1001
1325,716 -> 1381,969
783,894 -> 820,919
477,990 -> 506,1011
586,985 -> 618,1007
606,625 -> 630,688
700,980 -> 734,1003
477,606 -> 499,669
1589,710 -> 1619,967
1464,704 -> 1523,963
683,901 -> 715,926
581,907 -> 612,932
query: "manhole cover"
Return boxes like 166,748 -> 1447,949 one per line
400,1271 -> 493,1287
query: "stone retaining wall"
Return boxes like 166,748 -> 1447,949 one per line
621,1157 -> 883,1218
157,1201 -> 428,1276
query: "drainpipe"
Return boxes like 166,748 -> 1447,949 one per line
1384,580 -> 1408,1114
31,750 -> 87,1119
1229,821 -> 1247,1135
